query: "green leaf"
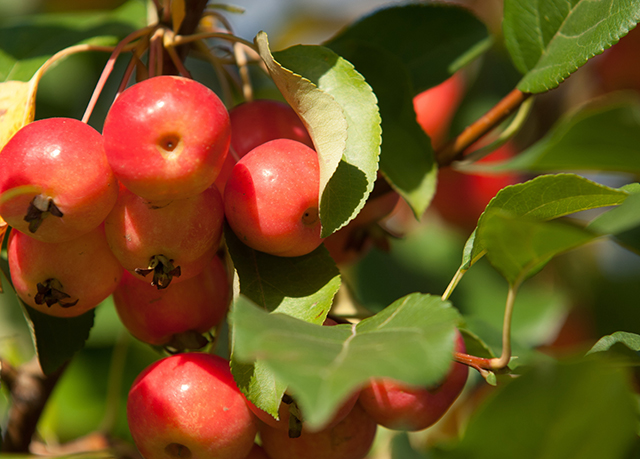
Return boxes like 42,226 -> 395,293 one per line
462,174 -> 629,269
487,98 -> 640,174
326,3 -> 491,93
479,211 -> 599,286
503,0 -> 640,93
21,301 -> 95,375
272,44 -> 381,237
231,292 -> 460,430
587,331 -> 640,355
226,225 -> 341,418
587,191 -> 640,254
324,4 -> 490,218
0,0 -> 146,82
436,359 -> 637,459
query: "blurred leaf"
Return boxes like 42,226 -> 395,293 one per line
479,211 -> 599,286
326,43 -> 435,218
587,331 -> 640,355
231,292 -> 460,429
21,301 -> 95,375
326,3 -> 490,93
324,3 -> 488,219
226,225 -> 341,418
486,98 -> 640,174
504,0 -> 640,93
462,174 -> 629,269
273,43 -> 381,236
0,80 -> 34,150
434,359 -> 637,459
391,432 -> 426,459
588,192 -> 640,254
0,0 -> 146,82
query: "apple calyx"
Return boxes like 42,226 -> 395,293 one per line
24,195 -> 64,233
134,254 -> 181,289
282,394 -> 303,438
165,330 -> 210,353
35,278 -> 78,308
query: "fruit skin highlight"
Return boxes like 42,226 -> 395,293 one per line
102,75 -> 230,202
358,331 -> 468,431
127,353 -> 258,459
0,117 -> 118,243
224,138 -> 323,257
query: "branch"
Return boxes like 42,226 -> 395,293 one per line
2,357 -> 67,452
436,88 -> 531,167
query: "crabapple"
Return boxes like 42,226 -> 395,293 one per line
0,117 -> 118,243
259,402 -> 377,459
104,184 -> 224,288
127,353 -> 258,459
215,99 -> 313,193
246,444 -> 270,459
224,139 -> 323,257
113,255 -> 230,350
358,331 -> 468,431
102,75 -> 230,202
413,73 -> 465,149
7,225 -> 123,318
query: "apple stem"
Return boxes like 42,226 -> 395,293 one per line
488,283 -> 519,370
436,88 -> 531,167
82,25 -> 156,124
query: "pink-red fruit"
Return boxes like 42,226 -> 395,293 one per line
358,331 -> 468,431
103,75 -> 230,202
259,402 -> 377,459
127,353 -> 258,459
224,139 -> 323,257
8,225 -> 123,317
113,256 -> 230,349
0,117 -> 118,243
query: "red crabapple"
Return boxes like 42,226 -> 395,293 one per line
102,75 -> 230,202
259,402 -> 377,459
215,99 -> 313,193
224,139 -> 323,257
104,184 -> 224,288
0,117 -> 118,243
358,331 -> 468,431
8,225 -> 123,317
413,73 -> 465,149
113,256 -> 230,350
127,353 -> 258,459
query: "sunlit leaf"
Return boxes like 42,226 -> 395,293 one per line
0,80 -> 34,150
272,43 -> 381,236
231,293 -> 460,429
504,0 -> 640,93
479,211 -> 599,286
462,174 -> 628,269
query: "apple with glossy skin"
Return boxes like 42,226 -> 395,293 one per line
0,117 -> 118,243
127,353 -> 258,459
113,255 -> 229,350
104,184 -> 224,288
259,402 -> 377,459
102,75 -> 230,202
8,225 -> 123,317
224,138 -> 323,257
357,331 -> 468,431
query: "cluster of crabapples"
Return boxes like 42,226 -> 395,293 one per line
0,74 -> 468,458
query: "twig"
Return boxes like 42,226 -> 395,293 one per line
436,88 -> 531,167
